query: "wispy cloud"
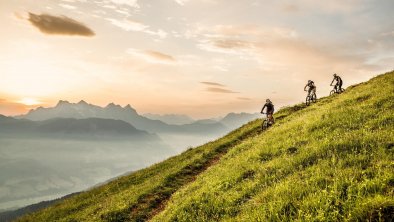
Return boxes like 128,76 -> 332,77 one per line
109,0 -> 139,8
194,24 -> 381,79
60,0 -> 87,2
27,12 -> 95,36
106,18 -> 147,31
206,87 -> 239,94
200,81 -> 225,87
201,80 -> 239,94
126,49 -> 176,64
58,4 -> 77,10
174,0 -> 190,6
0,98 -> 32,116
106,18 -> 167,38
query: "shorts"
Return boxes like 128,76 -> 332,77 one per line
308,87 -> 316,94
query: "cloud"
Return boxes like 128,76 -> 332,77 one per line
200,81 -> 225,87
58,4 -> 77,10
0,99 -> 31,116
28,12 -> 95,36
60,0 -> 87,2
106,18 -> 147,31
109,0 -> 139,8
174,0 -> 190,5
206,87 -> 239,94
195,24 -> 381,76
106,18 -> 168,38
126,49 -> 176,64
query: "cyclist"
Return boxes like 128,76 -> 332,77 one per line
330,73 -> 343,92
304,80 -> 316,96
261,99 -> 274,125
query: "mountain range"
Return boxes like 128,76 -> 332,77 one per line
16,100 -> 260,135
0,115 -> 157,141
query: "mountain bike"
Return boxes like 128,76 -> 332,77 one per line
261,112 -> 274,131
330,84 -> 345,96
305,90 -> 317,106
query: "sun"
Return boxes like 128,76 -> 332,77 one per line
19,98 -> 41,106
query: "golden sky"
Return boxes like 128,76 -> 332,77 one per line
0,0 -> 393,118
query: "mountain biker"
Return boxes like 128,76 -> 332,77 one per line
304,80 -> 316,96
330,73 -> 343,92
261,99 -> 274,124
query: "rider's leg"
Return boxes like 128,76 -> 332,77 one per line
268,113 -> 274,124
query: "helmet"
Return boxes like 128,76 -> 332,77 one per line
266,99 -> 271,103
308,80 -> 312,83
333,73 -> 337,77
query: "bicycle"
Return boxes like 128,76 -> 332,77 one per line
261,112 -> 274,131
305,90 -> 317,106
329,84 -> 345,96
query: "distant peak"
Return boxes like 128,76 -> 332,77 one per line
56,100 -> 70,106
106,102 -> 122,109
78,100 -> 88,105
124,104 -> 137,113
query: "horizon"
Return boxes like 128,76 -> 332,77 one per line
1,0 -> 394,118
6,99 -> 261,120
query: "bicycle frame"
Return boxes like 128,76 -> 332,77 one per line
330,84 -> 343,94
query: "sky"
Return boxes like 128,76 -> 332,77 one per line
0,0 -> 393,118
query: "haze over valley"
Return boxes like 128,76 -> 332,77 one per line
0,100 -> 259,211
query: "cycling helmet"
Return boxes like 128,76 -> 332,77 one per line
333,73 -> 337,77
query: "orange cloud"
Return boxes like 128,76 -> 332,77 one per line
126,49 -> 176,64
206,87 -> 239,94
200,81 -> 226,87
28,12 -> 95,36
0,99 -> 31,116
145,50 -> 176,62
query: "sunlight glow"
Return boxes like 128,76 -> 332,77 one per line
18,98 -> 41,106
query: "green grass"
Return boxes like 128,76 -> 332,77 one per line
18,71 -> 394,222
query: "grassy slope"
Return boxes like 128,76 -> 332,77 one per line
153,71 -> 394,222
19,71 -> 393,221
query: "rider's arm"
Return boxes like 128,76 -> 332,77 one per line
261,104 -> 266,113
330,78 -> 335,85
304,84 -> 308,91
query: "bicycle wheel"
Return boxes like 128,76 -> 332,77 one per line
305,95 -> 311,106
261,120 -> 269,131
312,93 -> 317,103
330,90 -> 335,96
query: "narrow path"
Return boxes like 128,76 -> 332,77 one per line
102,124 -> 260,222
131,127 -> 260,222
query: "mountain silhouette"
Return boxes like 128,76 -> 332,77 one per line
0,115 -> 157,140
16,101 -> 228,134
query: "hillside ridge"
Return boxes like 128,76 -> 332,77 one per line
16,71 -> 394,222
